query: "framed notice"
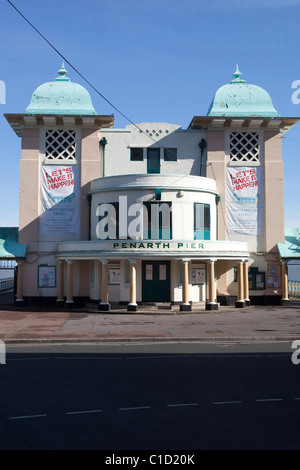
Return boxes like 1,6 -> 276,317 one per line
108,264 -> 120,285
192,268 -> 206,285
159,264 -> 167,281
267,265 -> 280,288
145,264 -> 153,281
256,273 -> 265,290
38,266 -> 56,288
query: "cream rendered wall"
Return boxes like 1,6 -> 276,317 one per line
37,126 -> 82,299
19,128 -> 40,297
81,128 -> 101,241
100,123 -> 207,177
20,124 -> 101,298
206,130 -> 229,298
207,127 -> 285,300
264,131 -> 285,297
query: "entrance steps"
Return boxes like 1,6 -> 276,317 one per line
137,301 -> 206,312
138,302 -> 176,311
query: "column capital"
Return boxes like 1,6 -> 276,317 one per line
181,258 -> 191,264
129,258 -> 137,265
99,259 -> 108,265
209,258 -> 217,264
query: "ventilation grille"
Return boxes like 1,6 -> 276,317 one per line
45,130 -> 76,162
230,132 -> 259,163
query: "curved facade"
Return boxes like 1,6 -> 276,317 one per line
4,66 -> 299,311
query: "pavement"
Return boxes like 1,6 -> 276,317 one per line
0,296 -> 300,344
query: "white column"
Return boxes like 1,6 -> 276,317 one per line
65,260 -> 74,307
206,259 -> 218,310
128,259 -> 138,312
235,260 -> 246,308
281,260 -> 290,306
243,261 -> 250,306
180,259 -> 192,312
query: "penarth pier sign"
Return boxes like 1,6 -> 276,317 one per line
56,239 -> 249,260
112,241 -> 205,250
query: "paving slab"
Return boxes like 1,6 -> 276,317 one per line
0,302 -> 299,344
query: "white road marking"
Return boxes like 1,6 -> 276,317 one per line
66,410 -> 103,415
213,401 -> 243,405
9,414 -> 47,420
119,406 -> 151,411
167,403 -> 199,408
255,399 -> 284,402
7,396 -> 298,421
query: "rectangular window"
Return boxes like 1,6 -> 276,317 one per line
130,148 -> 144,161
143,202 -> 172,240
194,203 -> 210,240
164,148 -> 177,162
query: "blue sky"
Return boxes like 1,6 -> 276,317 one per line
0,0 -> 299,227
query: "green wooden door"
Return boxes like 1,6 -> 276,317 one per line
142,261 -> 170,302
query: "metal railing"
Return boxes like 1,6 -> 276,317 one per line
288,280 -> 300,298
0,277 -> 15,295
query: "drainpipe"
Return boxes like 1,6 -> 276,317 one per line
199,139 -> 207,177
100,137 -> 108,177
216,195 -> 221,241
87,193 -> 92,241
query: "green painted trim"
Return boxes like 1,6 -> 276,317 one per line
147,148 -> 161,174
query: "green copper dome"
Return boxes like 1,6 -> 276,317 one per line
25,64 -> 96,116
207,66 -> 280,118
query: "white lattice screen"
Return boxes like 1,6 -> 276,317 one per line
45,130 -> 76,162
230,132 -> 259,163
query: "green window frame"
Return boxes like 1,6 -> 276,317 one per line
164,148 -> 177,162
143,202 -> 172,240
194,203 -> 210,240
130,148 -> 144,161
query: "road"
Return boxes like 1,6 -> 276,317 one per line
0,341 -> 299,450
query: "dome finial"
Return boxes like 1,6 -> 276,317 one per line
56,62 -> 70,81
231,64 -> 246,83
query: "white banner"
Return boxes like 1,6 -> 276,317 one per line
227,167 -> 263,235
40,165 -> 80,234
